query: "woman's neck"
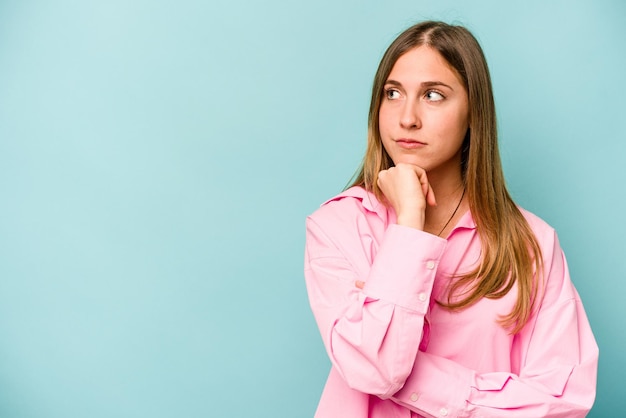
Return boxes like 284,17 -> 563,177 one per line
423,170 -> 467,237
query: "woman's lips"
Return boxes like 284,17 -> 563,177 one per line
395,138 -> 426,149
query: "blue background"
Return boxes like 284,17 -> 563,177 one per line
0,0 -> 624,416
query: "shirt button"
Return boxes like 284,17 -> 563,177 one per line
440,407 -> 449,416
426,260 -> 436,270
410,392 -> 419,402
418,293 -> 427,302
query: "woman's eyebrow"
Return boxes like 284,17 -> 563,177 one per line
384,79 -> 454,90
384,79 -> 403,86
421,80 -> 453,90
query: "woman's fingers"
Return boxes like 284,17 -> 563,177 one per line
412,166 -> 437,207
377,163 -> 434,230
378,163 -> 436,207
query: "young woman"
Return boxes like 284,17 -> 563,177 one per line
304,21 -> 598,417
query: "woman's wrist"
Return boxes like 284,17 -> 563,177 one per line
396,213 -> 425,230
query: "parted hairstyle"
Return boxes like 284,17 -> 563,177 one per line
350,21 -> 543,334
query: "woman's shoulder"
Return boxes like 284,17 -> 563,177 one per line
519,207 -> 554,231
518,206 -> 557,244
305,186 -> 390,255
517,207 -> 566,271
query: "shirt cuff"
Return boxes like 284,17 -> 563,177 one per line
392,351 -> 475,417
363,224 -> 447,312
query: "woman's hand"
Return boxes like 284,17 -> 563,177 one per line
377,163 -> 436,230
356,164 -> 434,290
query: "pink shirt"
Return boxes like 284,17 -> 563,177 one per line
304,186 -> 598,417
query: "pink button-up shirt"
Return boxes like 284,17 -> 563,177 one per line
304,186 -> 598,417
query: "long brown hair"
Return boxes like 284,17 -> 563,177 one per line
350,21 -> 543,334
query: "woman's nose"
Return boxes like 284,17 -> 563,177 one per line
400,99 -> 421,129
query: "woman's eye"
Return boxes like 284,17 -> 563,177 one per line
385,89 -> 401,100
425,90 -> 444,101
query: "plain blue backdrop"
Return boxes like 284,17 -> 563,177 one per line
0,0 -> 624,416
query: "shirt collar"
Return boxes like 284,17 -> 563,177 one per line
322,185 -> 477,231
322,186 -> 385,216
454,208 -> 477,231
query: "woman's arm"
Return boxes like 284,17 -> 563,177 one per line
305,209 -> 447,398
390,232 -> 598,417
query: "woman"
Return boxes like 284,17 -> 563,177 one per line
304,21 -> 598,417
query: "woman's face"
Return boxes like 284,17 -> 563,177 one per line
378,46 -> 469,177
